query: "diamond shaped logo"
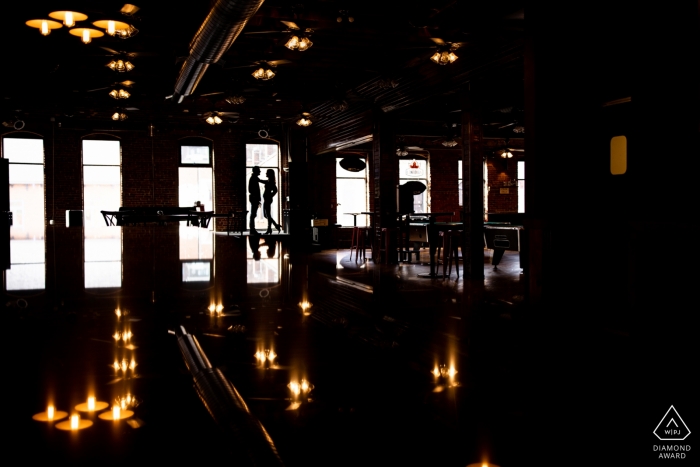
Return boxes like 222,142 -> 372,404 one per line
654,405 -> 691,441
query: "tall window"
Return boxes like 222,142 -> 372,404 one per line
399,158 -> 429,213
517,160 -> 525,213
3,137 -> 45,290
83,139 -> 121,288
246,141 -> 280,284
246,142 -> 279,232
336,157 -> 368,227
179,141 -> 213,282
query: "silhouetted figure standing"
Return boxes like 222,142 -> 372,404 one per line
248,166 -> 262,234
261,169 -> 281,234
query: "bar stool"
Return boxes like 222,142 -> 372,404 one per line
441,230 -> 462,279
349,226 -> 366,261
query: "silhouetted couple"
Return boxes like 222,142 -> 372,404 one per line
249,166 -> 281,235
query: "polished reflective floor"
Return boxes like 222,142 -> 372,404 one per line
7,228 -> 575,465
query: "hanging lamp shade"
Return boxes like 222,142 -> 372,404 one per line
339,156 -> 366,172
48,11 -> 88,27
25,19 -> 62,36
69,28 -> 104,44
92,19 -> 130,35
402,181 -> 427,195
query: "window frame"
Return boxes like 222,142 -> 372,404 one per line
82,136 -> 122,289
2,133 -> 46,291
179,137 -> 213,168
398,155 -> 430,214
336,156 -> 369,227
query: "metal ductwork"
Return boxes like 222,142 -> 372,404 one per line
174,325 -> 285,466
173,0 -> 266,103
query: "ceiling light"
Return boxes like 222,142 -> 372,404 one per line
115,25 -> 139,39
252,66 -> 275,80
93,19 -> 130,36
285,35 -> 299,50
49,11 -> 88,27
430,50 -> 458,65
225,95 -> 246,105
25,19 -> 62,36
205,114 -> 223,125
442,139 -> 458,148
501,149 -> 513,158
297,36 -> 313,51
107,59 -> 135,72
296,112 -> 313,127
121,4 -> 140,16
69,28 -> 104,44
109,89 -> 130,99
285,34 -> 313,51
112,112 -> 128,121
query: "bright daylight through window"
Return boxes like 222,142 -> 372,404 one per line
179,144 -> 213,282
3,137 -> 45,291
336,157 -> 368,227
83,139 -> 121,288
246,142 -> 280,284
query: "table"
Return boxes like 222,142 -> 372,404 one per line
405,212 -> 456,277
484,224 -> 523,268
344,212 -> 361,227
101,209 -> 215,228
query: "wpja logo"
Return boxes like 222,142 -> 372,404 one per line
653,405 -> 691,459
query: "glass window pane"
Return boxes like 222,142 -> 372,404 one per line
6,137 -> 45,291
11,239 -> 45,264
84,140 -> 121,289
336,178 -> 367,226
179,167 -> 213,211
246,167 -> 280,232
85,262 -> 122,288
5,264 -> 45,290
3,138 -> 44,163
246,143 -> 279,167
181,146 -> 210,165
83,140 -> 120,165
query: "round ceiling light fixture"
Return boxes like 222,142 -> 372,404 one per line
69,27 -> 104,44
92,19 -> 130,36
48,10 -> 88,27
106,59 -> 135,72
252,66 -> 275,80
25,19 -> 62,36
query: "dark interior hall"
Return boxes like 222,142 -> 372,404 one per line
3,1 -> 698,466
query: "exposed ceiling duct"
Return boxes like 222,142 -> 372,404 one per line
173,0 -> 266,103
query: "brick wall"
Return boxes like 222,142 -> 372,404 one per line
486,158 -> 518,214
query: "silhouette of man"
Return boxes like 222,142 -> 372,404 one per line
249,166 -> 262,233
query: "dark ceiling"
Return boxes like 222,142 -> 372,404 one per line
2,0 -> 525,147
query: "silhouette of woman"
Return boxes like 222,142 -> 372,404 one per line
261,169 -> 281,234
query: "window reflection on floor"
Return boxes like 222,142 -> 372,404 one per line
247,236 -> 280,284
180,226 -> 213,282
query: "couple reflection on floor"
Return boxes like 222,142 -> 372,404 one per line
248,235 -> 278,261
